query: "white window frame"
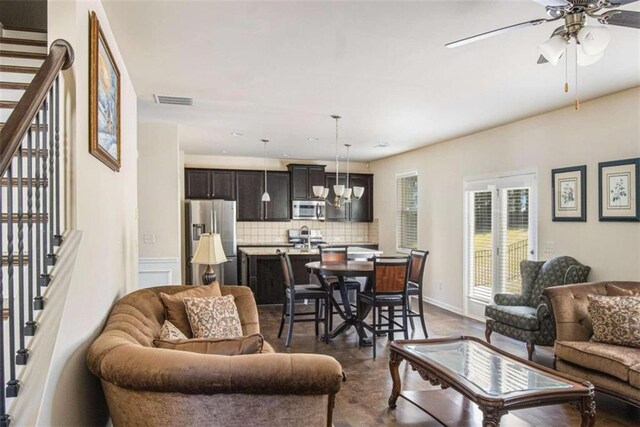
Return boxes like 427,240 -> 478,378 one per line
463,169 -> 538,306
396,171 -> 418,254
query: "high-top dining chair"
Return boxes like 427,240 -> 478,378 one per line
406,249 -> 429,338
319,246 -> 361,327
357,256 -> 410,358
276,250 -> 329,347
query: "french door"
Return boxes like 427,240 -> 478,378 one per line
464,172 -> 537,303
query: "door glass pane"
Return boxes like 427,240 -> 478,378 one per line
499,188 -> 530,294
467,191 -> 493,300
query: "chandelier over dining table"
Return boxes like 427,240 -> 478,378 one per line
312,115 -> 364,209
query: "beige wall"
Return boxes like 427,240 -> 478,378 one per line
185,153 -> 371,173
31,1 -> 139,425
138,122 -> 181,259
371,88 -> 640,319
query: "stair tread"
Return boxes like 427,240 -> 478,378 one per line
0,37 -> 47,47
1,25 -> 47,34
0,81 -> 29,90
0,100 -> 45,109
0,65 -> 39,74
0,50 -> 47,60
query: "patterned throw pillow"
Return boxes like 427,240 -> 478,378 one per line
588,295 -> 640,348
183,295 -> 243,339
160,320 -> 187,341
159,283 -> 222,338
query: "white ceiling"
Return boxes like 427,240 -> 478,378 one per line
103,0 -> 640,162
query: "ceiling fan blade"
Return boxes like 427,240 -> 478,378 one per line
445,19 -> 548,48
600,10 -> 640,29
606,0 -> 639,6
531,0 -> 568,6
537,55 -> 549,64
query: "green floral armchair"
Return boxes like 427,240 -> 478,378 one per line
485,256 -> 590,360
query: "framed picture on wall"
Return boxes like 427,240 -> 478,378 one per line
552,165 -> 586,222
599,158 -> 640,221
89,11 -> 121,172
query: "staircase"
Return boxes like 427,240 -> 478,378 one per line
0,25 -> 73,426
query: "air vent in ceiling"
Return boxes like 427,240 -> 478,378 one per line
153,95 -> 193,106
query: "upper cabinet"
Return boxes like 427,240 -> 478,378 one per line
288,164 -> 326,200
236,170 -> 290,221
324,173 -> 374,222
265,172 -> 291,221
185,169 -> 236,200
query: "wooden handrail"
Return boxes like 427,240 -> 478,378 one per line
0,39 -> 73,177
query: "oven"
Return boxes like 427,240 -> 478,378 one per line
292,200 -> 325,220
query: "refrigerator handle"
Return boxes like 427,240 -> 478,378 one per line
212,208 -> 218,234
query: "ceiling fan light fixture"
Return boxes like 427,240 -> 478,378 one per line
577,26 -> 610,56
538,35 -> 568,66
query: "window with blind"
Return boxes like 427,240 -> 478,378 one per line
464,172 -> 537,303
396,172 -> 418,252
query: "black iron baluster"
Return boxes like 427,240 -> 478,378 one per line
25,127 -> 36,335
16,128 -> 28,366
0,184 -> 8,426
40,99 -> 51,288
34,108 -> 44,309
6,163 -> 19,397
48,87 -> 55,262
53,77 -> 62,246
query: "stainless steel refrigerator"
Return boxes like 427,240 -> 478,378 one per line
186,200 -> 237,285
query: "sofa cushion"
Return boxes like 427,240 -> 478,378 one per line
153,333 -> 264,355
184,295 -> 243,338
160,321 -> 187,341
159,283 -> 222,337
630,364 -> 640,389
555,340 -> 640,381
588,295 -> 640,348
485,305 -> 539,331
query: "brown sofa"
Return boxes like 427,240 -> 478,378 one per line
87,285 -> 343,426
542,281 -> 640,406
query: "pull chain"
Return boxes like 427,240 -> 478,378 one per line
564,46 -> 569,93
574,41 -> 580,110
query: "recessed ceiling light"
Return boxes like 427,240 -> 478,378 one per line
374,142 -> 390,148
231,132 -> 244,136
282,153 -> 290,157
306,137 -> 319,141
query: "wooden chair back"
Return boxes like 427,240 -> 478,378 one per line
276,249 -> 295,290
408,249 -> 429,286
319,246 -> 349,263
373,256 -> 410,294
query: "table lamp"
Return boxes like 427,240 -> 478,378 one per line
191,233 -> 228,285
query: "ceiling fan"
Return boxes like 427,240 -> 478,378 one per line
446,0 -> 639,66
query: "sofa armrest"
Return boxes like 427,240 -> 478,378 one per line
220,285 -> 260,336
493,293 -> 528,306
88,334 -> 342,396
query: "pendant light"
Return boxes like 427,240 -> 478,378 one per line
261,139 -> 270,202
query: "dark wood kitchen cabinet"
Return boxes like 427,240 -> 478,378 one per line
236,171 -> 264,221
288,164 -> 326,200
236,171 -> 290,221
185,168 -> 236,200
324,173 -> 374,222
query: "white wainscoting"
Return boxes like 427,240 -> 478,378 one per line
138,257 -> 182,289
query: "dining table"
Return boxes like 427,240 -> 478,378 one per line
305,260 -> 374,346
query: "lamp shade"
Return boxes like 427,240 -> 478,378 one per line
577,48 -> 604,66
538,36 -> 568,66
353,186 -> 365,199
578,26 -> 610,56
321,188 -> 330,199
261,191 -> 271,202
191,233 -> 228,265
312,186 -> 324,198
343,187 -> 353,200
333,184 -> 345,197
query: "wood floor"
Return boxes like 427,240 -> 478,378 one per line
257,301 -> 640,427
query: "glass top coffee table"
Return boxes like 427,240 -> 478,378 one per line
388,336 -> 595,426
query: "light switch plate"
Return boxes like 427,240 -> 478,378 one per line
543,241 -> 555,254
143,234 -> 156,244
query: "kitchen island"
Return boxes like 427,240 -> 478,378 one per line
239,245 -> 381,304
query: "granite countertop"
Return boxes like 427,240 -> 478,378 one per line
239,246 -> 382,257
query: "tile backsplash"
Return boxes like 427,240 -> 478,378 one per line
237,220 -> 379,245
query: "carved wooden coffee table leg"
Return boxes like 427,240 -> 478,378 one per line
578,394 -> 596,427
480,406 -> 503,427
388,351 -> 403,408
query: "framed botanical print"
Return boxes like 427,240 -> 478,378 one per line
89,11 -> 121,172
599,158 -> 640,222
552,165 -> 586,221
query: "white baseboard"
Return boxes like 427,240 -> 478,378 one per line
421,295 -> 486,323
138,257 -> 181,288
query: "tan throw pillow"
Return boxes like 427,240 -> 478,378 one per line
606,284 -> 640,297
160,320 -> 187,341
153,334 -> 264,355
588,295 -> 640,348
183,295 -> 243,339
159,283 -> 222,338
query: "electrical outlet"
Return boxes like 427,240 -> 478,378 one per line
143,233 -> 156,244
543,241 -> 555,254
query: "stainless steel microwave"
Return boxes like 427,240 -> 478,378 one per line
292,200 -> 325,220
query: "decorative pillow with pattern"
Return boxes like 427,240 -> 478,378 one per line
159,283 -> 222,338
183,295 -> 243,339
160,320 -> 188,341
588,295 -> 640,348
